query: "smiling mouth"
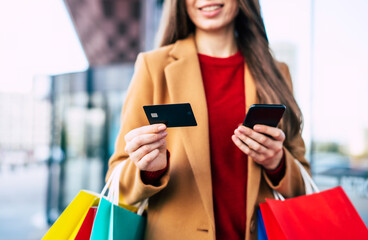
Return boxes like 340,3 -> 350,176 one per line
199,4 -> 224,12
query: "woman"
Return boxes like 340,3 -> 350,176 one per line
107,0 -> 310,239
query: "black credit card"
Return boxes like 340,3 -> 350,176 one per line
143,103 -> 197,128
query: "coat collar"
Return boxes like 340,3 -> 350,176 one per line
164,35 -> 261,233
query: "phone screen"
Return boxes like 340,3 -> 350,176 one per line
243,104 -> 286,129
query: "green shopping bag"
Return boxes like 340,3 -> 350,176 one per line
90,197 -> 146,240
90,161 -> 148,240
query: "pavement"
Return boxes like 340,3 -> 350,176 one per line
0,164 -> 49,240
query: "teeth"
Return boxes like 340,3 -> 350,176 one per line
201,5 -> 221,11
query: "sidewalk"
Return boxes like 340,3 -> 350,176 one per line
0,164 -> 49,240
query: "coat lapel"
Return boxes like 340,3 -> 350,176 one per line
244,65 -> 262,238
164,36 -> 215,229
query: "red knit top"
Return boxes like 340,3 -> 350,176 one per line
199,51 -> 248,239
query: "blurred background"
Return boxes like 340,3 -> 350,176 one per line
0,0 -> 367,239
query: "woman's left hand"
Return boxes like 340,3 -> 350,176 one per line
232,124 -> 285,170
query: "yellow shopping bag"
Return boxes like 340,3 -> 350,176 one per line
42,190 -> 100,240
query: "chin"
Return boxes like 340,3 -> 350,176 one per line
195,18 -> 233,33
196,22 -> 222,30
198,25 -> 230,33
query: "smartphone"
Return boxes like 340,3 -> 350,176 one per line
243,104 -> 286,129
143,103 -> 197,127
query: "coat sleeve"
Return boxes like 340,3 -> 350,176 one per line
262,62 -> 311,198
106,53 -> 170,205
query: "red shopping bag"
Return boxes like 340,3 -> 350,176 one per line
75,206 -> 98,240
259,186 -> 368,240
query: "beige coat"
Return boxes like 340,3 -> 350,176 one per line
107,35 -> 310,240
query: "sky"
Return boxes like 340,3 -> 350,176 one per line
0,0 -> 88,93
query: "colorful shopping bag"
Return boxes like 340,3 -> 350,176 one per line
90,160 -> 148,240
90,197 -> 146,240
259,160 -> 368,240
42,190 -> 100,240
75,206 -> 98,240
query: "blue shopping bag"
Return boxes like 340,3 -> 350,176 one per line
257,208 -> 268,240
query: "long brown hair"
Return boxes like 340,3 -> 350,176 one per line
156,0 -> 303,146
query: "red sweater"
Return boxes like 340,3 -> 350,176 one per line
199,52 -> 247,240
141,52 -> 285,239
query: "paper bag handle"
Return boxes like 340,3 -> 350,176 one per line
100,160 -> 148,216
273,159 -> 320,200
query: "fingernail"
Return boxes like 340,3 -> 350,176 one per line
254,125 -> 261,131
158,124 -> 166,131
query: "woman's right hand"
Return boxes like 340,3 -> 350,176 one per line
124,124 -> 168,172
